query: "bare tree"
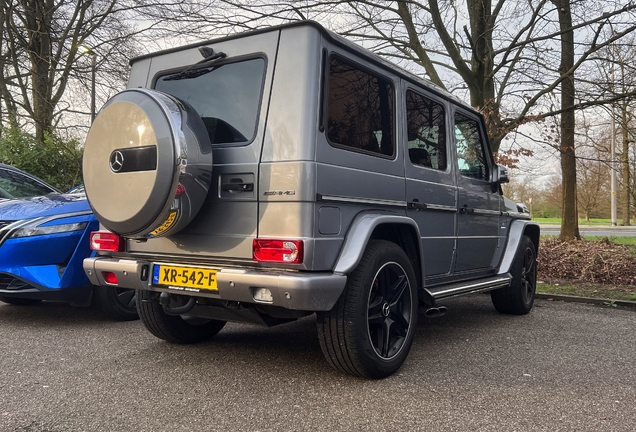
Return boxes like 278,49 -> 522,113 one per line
577,146 -> 610,221
580,31 -> 636,225
0,0 -> 188,141
550,0 -> 579,239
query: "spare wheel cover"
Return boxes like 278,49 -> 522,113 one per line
83,88 -> 212,238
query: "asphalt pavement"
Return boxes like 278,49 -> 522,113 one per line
540,224 -> 636,237
1,295 -> 635,431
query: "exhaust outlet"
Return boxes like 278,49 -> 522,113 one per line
423,306 -> 448,318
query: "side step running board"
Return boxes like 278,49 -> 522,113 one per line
422,274 -> 512,302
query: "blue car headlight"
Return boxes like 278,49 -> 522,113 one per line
10,222 -> 88,238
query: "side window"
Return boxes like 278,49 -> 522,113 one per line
454,112 -> 488,181
406,90 -> 447,170
327,56 -> 394,157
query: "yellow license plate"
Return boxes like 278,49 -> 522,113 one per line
153,265 -> 218,292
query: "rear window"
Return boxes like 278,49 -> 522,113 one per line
326,56 -> 394,158
155,58 -> 265,146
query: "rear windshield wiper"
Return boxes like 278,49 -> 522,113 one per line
163,47 -> 227,81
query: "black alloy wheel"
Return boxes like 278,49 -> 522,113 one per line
317,240 -> 418,379
491,235 -> 537,315
367,262 -> 413,360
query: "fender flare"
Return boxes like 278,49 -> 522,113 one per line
497,219 -> 540,275
333,213 -> 424,276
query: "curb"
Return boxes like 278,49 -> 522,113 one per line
536,293 -> 636,309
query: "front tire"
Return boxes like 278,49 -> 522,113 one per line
491,235 -> 537,314
317,240 -> 418,379
136,291 -> 226,344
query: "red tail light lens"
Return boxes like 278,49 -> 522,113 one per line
175,183 -> 185,196
253,239 -> 303,264
90,231 -> 123,252
102,272 -> 118,284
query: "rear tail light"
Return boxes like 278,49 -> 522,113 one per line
253,239 -> 303,264
90,231 -> 123,252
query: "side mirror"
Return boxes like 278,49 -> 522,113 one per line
492,165 -> 509,184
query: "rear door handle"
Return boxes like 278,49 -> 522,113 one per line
221,182 -> 254,192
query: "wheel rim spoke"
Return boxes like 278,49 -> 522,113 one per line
390,312 -> 408,337
520,247 -> 536,302
367,262 -> 412,360
389,275 -> 408,306
116,289 -> 135,308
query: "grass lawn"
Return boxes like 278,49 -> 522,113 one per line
533,217 -> 614,225
537,281 -> 636,302
540,235 -> 636,247
583,236 -> 636,246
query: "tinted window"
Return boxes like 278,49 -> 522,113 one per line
454,113 -> 488,181
406,91 -> 447,170
0,168 -> 56,198
155,58 -> 265,145
327,57 -> 394,157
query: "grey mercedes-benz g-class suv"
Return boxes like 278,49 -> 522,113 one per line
83,21 -> 539,379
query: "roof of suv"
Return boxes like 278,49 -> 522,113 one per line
129,20 -> 473,111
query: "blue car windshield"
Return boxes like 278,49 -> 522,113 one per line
0,168 -> 56,198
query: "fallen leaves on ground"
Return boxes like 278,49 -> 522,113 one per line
538,237 -> 636,285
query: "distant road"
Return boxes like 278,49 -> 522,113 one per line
540,225 -> 636,237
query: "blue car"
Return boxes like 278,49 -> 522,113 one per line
0,191 -> 137,320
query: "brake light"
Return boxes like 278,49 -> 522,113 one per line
102,272 -> 118,284
253,239 -> 303,264
90,231 -> 123,252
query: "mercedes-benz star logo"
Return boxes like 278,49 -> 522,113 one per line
109,150 -> 124,173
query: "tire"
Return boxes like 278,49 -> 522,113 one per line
136,291 -> 226,344
94,286 -> 139,321
0,297 -> 42,306
491,235 -> 537,315
317,240 -> 418,379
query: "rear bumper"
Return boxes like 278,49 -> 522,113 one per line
84,257 -> 346,311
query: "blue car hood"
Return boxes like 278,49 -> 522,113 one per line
0,194 -> 91,220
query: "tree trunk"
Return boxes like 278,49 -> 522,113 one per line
552,0 -> 580,241
620,101 -> 630,225
23,0 -> 56,144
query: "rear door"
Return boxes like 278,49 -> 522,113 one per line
131,31 -> 280,259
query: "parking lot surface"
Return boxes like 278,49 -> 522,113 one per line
1,295 -> 634,431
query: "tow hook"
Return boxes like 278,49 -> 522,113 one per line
159,292 -> 196,315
